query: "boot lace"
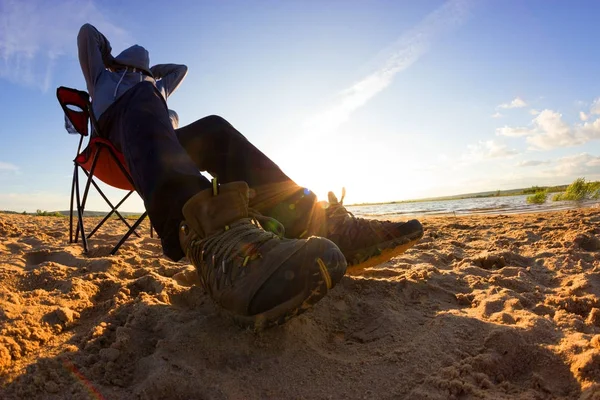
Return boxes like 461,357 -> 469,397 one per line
187,218 -> 278,292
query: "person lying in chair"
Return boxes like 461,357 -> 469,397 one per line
77,23 -> 424,329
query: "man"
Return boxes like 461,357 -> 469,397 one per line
77,23 -> 423,329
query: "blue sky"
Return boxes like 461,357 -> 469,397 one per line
1,0 -> 600,212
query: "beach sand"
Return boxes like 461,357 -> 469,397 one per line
1,208 -> 600,399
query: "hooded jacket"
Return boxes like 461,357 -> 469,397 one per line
77,24 -> 188,119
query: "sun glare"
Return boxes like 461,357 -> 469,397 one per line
279,132 -> 437,205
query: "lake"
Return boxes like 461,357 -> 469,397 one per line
346,194 -> 600,219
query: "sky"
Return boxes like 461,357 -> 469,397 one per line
1,0 -> 600,212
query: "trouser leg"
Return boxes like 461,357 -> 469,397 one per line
175,115 -> 320,238
98,82 -> 210,260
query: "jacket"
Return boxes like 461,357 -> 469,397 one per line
77,23 -> 188,119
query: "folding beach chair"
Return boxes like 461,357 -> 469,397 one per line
56,86 -> 152,255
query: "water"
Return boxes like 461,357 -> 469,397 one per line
346,194 -> 600,219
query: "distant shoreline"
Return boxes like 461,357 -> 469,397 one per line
347,184 -> 569,206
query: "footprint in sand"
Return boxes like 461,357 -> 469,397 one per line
25,249 -> 83,269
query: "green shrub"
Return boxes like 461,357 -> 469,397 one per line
552,193 -> 563,201
589,181 -> 600,199
526,190 -> 547,204
35,209 -> 64,217
552,178 -> 600,201
522,186 -> 545,194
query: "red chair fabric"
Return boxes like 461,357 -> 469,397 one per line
75,138 -> 134,191
57,87 -> 90,136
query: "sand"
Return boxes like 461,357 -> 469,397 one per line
1,208 -> 600,399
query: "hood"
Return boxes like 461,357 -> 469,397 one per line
114,45 -> 151,76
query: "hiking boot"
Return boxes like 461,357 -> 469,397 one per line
179,180 -> 347,329
316,189 -> 424,274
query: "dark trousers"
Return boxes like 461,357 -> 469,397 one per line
98,82 -> 317,261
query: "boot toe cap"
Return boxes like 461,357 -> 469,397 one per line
247,236 -> 346,317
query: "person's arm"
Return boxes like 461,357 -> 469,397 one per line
77,23 -> 114,96
150,64 -> 188,98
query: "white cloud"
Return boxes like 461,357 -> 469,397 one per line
464,140 -> 518,162
496,109 -> 600,150
498,97 -> 527,109
578,118 -> 600,137
0,0 -> 131,91
590,98 -> 600,115
496,125 -> 531,137
580,111 -> 589,121
529,111 -> 600,150
529,109 -> 540,115
0,162 -> 18,172
307,0 -> 473,135
491,112 -> 503,118
516,160 -> 550,167
526,110 -> 578,150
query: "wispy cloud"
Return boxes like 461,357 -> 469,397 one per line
498,97 -> 527,109
491,112 -> 503,118
0,161 -> 18,172
464,140 -> 518,162
516,160 -> 550,167
306,0 -> 473,134
0,0 -> 130,92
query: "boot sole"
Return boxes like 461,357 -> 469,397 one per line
345,231 -> 423,276
229,255 -> 345,331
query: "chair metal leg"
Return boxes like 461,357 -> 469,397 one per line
111,212 -> 148,255
72,144 -> 155,255
79,166 -> 142,239
87,188 -> 138,239
69,164 -> 77,244
74,167 -> 80,244
93,189 -> 140,238
74,166 -> 88,253
80,151 -> 100,217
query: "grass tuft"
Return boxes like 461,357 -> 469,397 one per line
552,178 -> 600,201
526,190 -> 548,204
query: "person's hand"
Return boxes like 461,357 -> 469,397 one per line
150,65 -> 162,79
